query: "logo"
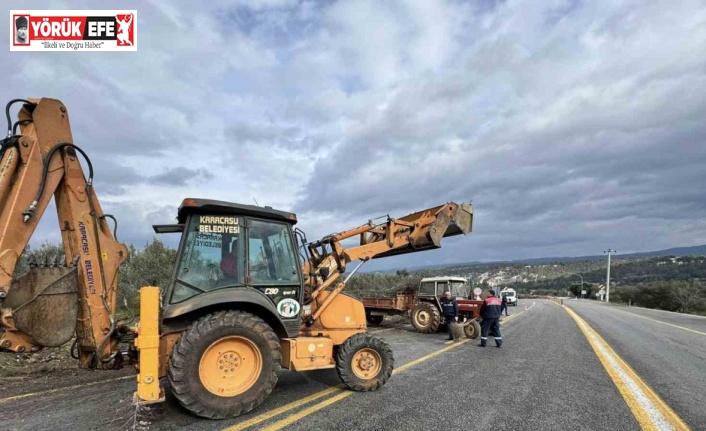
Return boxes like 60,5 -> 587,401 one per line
277,298 -> 300,319
10,10 -> 137,51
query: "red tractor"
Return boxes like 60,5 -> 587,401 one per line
362,277 -> 483,339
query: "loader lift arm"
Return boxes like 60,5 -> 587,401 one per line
0,98 -> 127,367
300,202 -> 473,325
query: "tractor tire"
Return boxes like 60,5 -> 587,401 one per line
366,314 -> 384,326
336,333 -> 394,391
410,302 -> 441,333
167,310 -> 281,419
464,320 -> 481,339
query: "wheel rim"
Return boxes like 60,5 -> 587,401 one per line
351,348 -> 382,380
414,309 -> 430,327
199,336 -> 263,397
465,324 -> 476,337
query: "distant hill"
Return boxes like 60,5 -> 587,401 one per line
394,244 -> 706,272
499,244 -> 706,265
618,244 -> 706,258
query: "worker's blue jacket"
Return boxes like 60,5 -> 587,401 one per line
440,297 -> 458,318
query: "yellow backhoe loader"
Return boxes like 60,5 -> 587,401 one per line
0,98 -> 473,418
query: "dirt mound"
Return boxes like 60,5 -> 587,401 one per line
0,341 -> 74,378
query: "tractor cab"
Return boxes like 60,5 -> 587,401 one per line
153,198 -> 303,337
418,276 -> 468,300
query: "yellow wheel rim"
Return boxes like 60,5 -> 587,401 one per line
351,348 -> 382,380
198,336 -> 263,397
415,310 -> 430,326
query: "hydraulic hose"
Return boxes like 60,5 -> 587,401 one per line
12,119 -> 33,135
23,142 -> 94,222
5,99 -> 32,138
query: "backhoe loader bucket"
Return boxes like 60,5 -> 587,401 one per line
4,263 -> 79,347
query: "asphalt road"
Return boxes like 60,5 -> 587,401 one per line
1,300 -> 699,431
564,300 -> 706,429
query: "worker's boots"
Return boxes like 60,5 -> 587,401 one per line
479,337 -> 487,347
496,338 -> 503,348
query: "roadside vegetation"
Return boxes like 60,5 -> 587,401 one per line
349,256 -> 706,316
4,240 -> 704,377
12,241 -> 706,316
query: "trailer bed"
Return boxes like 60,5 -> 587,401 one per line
361,293 -> 417,313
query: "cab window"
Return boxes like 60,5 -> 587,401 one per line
171,214 -> 244,303
419,281 -> 435,296
248,219 -> 299,285
449,281 -> 467,297
437,281 -> 448,296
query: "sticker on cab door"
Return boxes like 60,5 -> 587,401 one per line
277,298 -> 300,318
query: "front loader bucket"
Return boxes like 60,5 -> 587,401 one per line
427,202 -> 473,247
4,264 -> 79,347
373,202 -> 473,259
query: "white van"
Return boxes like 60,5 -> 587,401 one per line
501,288 -> 517,306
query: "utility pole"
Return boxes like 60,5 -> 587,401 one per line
604,249 -> 616,303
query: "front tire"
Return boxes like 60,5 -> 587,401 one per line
167,310 -> 281,419
410,302 -> 441,333
336,333 -> 394,391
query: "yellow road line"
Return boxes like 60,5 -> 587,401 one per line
612,308 -> 706,337
261,340 -> 473,431
245,303 -> 535,431
398,338 -> 471,369
225,338 -> 474,431
223,386 -> 344,431
0,375 -> 134,404
560,299 -> 706,336
563,306 -> 690,431
262,391 -> 354,431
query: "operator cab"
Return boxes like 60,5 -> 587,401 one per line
153,198 -> 303,336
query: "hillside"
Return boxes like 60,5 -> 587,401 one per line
348,252 -> 706,314
395,244 -> 706,272
394,255 -> 706,291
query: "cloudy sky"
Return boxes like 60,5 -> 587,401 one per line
2,0 -> 705,271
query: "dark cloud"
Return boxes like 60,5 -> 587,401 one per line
148,167 -> 215,187
2,0 -> 704,272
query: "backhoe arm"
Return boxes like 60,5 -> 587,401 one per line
0,98 -> 127,367
301,202 -> 472,324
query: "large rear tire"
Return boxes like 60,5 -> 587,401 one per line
336,333 -> 394,391
167,310 -> 281,419
464,320 -> 481,339
410,302 -> 441,333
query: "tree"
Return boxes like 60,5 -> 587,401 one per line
14,241 -> 66,276
569,283 -> 594,299
118,238 -> 177,307
667,281 -> 706,313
